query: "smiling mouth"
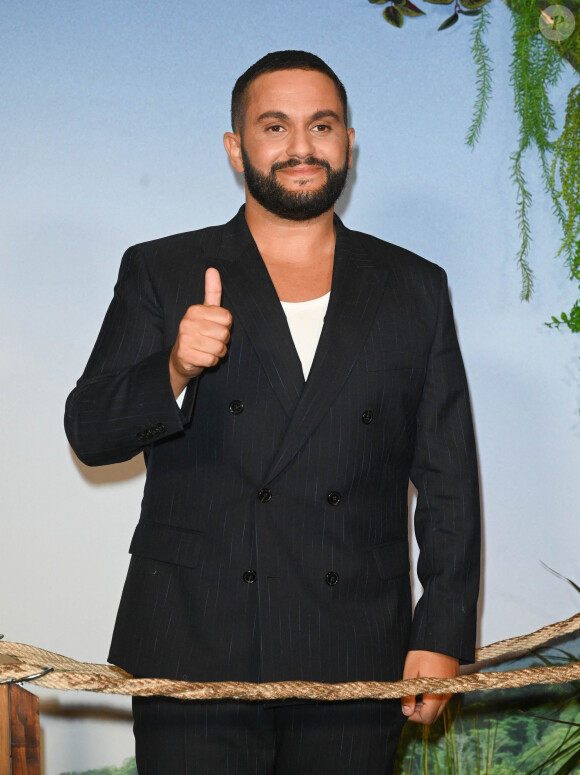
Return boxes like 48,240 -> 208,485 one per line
271,156 -> 331,175
274,163 -> 328,185
279,165 -> 321,175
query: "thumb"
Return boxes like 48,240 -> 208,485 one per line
203,267 -> 222,307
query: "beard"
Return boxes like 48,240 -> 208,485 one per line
241,144 -> 350,221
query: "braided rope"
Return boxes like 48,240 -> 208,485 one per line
474,610 -> 580,661
1,611 -> 578,701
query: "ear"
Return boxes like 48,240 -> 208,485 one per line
347,128 -> 355,169
223,132 -> 244,173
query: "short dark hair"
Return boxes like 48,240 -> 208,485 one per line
231,50 -> 348,133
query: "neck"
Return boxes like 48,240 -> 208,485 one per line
244,194 -> 336,265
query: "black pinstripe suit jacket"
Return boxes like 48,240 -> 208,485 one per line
65,206 -> 480,684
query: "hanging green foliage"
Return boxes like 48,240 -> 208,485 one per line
466,8 -> 494,148
508,0 -> 565,300
547,83 -> 580,333
547,243 -> 580,332
367,0 -> 490,30
367,0 -> 580,341
551,83 -> 580,267
506,1 -> 580,335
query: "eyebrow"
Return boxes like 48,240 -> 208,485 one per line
255,109 -> 342,124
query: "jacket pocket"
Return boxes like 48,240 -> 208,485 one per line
129,520 -> 203,569
372,539 -> 410,579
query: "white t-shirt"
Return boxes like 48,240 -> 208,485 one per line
177,291 -> 330,406
280,292 -> 330,379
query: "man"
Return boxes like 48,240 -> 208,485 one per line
65,51 -> 480,775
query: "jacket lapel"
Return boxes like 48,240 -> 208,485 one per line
263,217 -> 389,482
215,209 -> 305,418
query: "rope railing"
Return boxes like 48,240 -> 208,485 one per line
1,612 -> 578,702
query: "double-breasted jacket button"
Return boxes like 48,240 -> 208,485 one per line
325,571 -> 339,586
361,410 -> 374,425
327,491 -> 341,506
242,570 -> 257,584
229,400 -> 244,415
258,488 -> 272,503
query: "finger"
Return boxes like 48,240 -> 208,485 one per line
405,694 -> 449,725
432,692 -> 452,720
181,316 -> 231,344
203,267 -> 222,307
401,695 -> 416,717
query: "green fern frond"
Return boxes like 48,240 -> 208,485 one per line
551,83 -> 580,272
466,6 -> 493,147
510,146 -> 535,300
507,0 -> 569,300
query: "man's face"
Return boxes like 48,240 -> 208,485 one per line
226,69 -> 355,221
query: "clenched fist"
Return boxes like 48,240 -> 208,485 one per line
401,650 -> 459,725
169,267 -> 232,397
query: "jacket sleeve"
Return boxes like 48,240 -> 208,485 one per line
408,268 -> 481,664
64,245 -> 197,466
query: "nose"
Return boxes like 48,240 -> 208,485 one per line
285,127 -> 315,160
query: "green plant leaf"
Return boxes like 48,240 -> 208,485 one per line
541,562 -> 580,593
459,0 -> 490,7
368,0 -> 389,4
400,0 -> 426,16
423,0 -> 454,4
438,11 -> 459,29
460,8 -> 482,15
383,5 -> 405,26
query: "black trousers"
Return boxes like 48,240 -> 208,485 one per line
133,697 -> 406,775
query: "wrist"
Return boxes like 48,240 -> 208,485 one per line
169,352 -> 199,398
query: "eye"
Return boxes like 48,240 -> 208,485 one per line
312,124 -> 331,132
266,124 -> 285,133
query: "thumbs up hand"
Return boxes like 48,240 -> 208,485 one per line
169,268 -> 232,397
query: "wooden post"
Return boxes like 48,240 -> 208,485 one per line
0,684 -> 41,775
0,685 -> 9,775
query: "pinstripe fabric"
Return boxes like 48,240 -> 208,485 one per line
132,697 -> 406,775
65,206 -> 480,687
